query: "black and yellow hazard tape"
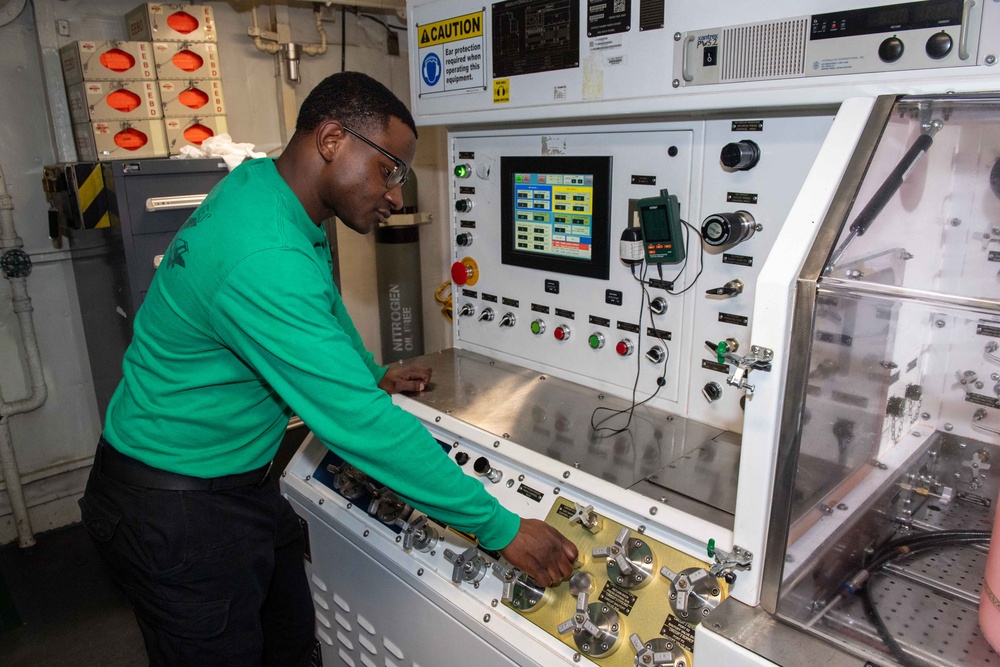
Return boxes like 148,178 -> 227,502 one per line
71,162 -> 110,230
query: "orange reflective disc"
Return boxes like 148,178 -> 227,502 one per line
99,49 -> 136,73
166,11 -> 199,34
106,89 -> 142,113
114,128 -> 148,150
171,49 -> 204,73
177,87 -> 209,110
183,123 -> 214,146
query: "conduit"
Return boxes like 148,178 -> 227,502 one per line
0,161 -> 47,548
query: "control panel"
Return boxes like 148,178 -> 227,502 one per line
448,114 -> 831,433
284,425 -> 731,667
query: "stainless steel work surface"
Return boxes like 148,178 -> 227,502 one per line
404,348 -> 738,517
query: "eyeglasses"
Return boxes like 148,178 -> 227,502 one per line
343,126 -> 409,189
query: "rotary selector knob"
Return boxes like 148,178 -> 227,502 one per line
593,527 -> 656,589
705,279 -> 744,298
499,312 -> 517,328
878,36 -> 904,62
649,296 -> 668,315
493,563 -> 547,613
456,232 -> 473,247
394,513 -> 439,552
455,198 -> 474,212
702,381 -> 723,403
645,346 -> 665,364
478,307 -> 495,322
629,633 -> 687,667
568,501 -> 603,533
473,456 -> 503,483
720,140 -> 760,171
458,302 -> 476,318
554,324 -> 571,341
701,211 -> 760,247
659,566 -> 723,624
556,584 -> 623,658
444,546 -> 488,585
926,31 -> 953,59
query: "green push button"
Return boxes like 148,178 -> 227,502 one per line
530,320 -> 544,335
588,333 -> 605,349
454,164 -> 471,179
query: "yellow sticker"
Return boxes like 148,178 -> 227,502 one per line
418,12 -> 483,48
493,78 -> 510,104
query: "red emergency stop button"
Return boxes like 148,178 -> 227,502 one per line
450,257 -> 479,286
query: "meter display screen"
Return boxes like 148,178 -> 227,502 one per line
512,171 -> 594,261
501,156 -> 612,280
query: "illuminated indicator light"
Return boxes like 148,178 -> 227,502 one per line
178,87 -> 209,109
553,325 -> 570,341
106,89 -> 142,113
99,48 -> 136,73
530,319 -> 545,335
172,49 -> 205,73
454,164 -> 472,178
588,333 -> 605,349
616,340 -> 634,356
114,127 -> 148,150
166,10 -> 200,34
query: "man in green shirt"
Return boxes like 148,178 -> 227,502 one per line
80,72 -> 577,666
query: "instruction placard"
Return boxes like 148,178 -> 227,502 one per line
417,11 -> 485,97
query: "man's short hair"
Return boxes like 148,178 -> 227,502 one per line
296,71 -> 417,139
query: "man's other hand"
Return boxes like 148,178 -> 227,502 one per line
499,519 -> 578,587
378,364 -> 432,394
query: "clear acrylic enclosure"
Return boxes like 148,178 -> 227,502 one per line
773,94 -> 1000,666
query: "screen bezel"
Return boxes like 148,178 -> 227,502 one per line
500,155 -> 612,280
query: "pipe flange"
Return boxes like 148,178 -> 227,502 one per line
1,248 -> 31,278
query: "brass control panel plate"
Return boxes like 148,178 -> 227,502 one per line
503,496 -> 728,665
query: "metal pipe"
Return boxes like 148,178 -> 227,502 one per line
0,160 -> 47,548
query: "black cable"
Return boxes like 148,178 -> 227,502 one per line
666,219 -> 705,295
357,11 -> 407,32
590,263 -> 669,436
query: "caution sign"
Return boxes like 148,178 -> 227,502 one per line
493,78 -> 510,104
417,11 -> 485,97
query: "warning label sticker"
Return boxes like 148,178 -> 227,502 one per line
418,12 -> 485,97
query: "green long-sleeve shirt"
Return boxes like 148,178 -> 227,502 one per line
103,157 -> 519,550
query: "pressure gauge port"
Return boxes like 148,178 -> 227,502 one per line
455,198 -> 474,212
702,211 -> 760,247
473,456 -> 503,483
720,140 -> 760,171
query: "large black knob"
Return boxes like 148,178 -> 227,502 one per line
878,36 -> 904,63
720,140 -> 760,171
455,198 -> 474,212
926,31 -> 952,59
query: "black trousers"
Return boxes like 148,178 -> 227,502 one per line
80,440 -> 315,666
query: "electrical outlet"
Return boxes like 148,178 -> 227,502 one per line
387,30 -> 400,56
56,18 -> 70,37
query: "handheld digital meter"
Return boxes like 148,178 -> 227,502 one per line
637,189 -> 685,264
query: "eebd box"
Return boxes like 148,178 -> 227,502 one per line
61,40 -> 155,85
67,81 -> 163,123
73,120 -> 168,162
164,116 -> 228,155
151,41 -> 221,80
126,3 -> 216,42
158,80 -> 225,116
